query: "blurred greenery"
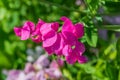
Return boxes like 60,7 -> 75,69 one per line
0,0 -> 120,80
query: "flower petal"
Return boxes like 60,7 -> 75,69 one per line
24,63 -> 34,74
62,31 -> 77,45
40,22 -> 59,38
21,27 -> 30,40
62,45 -> 69,56
65,54 -> 77,64
60,16 -> 74,33
74,23 -> 84,38
75,41 -> 85,56
14,27 -> 21,37
31,20 -> 44,43
78,56 -> 88,64
43,33 -> 62,55
54,33 -> 65,55
51,22 -> 59,31
24,21 -> 35,33
43,31 -> 57,47
31,35 -> 42,43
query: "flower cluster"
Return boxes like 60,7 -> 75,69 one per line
14,16 -> 87,64
6,54 -> 63,80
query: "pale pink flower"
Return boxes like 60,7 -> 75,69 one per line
24,63 -> 34,74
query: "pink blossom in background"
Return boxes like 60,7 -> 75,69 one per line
6,70 -> 21,80
24,63 -> 34,74
6,54 -> 63,80
57,57 -> 64,67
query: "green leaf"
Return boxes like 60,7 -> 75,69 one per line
99,25 -> 120,32
63,69 -> 73,80
85,28 -> 98,47
118,70 -> 120,80
77,71 -> 82,80
4,40 -> 13,55
106,62 -> 118,80
0,52 -> 11,68
116,38 -> 120,64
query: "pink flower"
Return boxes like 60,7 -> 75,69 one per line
35,71 -> 46,80
6,70 -> 22,80
40,22 -> 62,55
34,54 -> 50,68
24,63 -> 34,74
43,33 -> 65,55
46,60 -> 62,78
57,58 -> 64,67
31,19 -> 45,43
60,16 -> 87,64
14,21 -> 35,40
60,16 -> 84,39
14,16 -> 87,64
62,40 -> 87,64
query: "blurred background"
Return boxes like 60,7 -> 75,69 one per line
0,0 -> 120,80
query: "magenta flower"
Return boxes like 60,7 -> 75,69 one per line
14,16 -> 87,64
62,40 -> 87,64
60,16 -> 87,64
31,19 -> 45,43
14,21 -> 35,40
60,16 -> 84,39
40,22 -> 61,55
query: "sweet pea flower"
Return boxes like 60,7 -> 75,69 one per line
14,16 -> 87,64
40,22 -> 65,55
60,16 -> 84,39
60,16 -> 87,64
40,22 -> 62,55
31,19 -> 45,43
62,41 -> 87,64
14,21 -> 35,40
14,20 -> 44,43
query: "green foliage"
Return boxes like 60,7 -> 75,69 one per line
85,28 -> 98,47
0,0 -> 120,80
